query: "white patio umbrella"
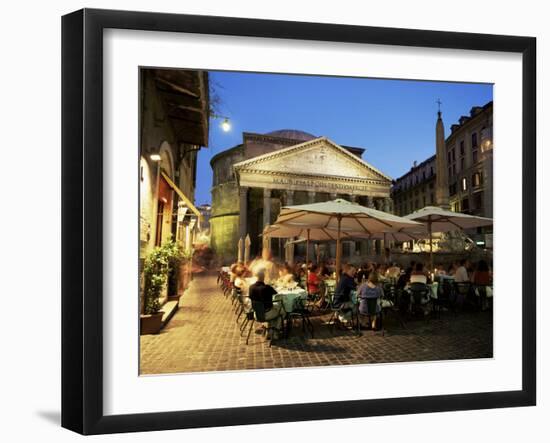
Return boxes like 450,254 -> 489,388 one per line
274,199 -> 423,283
263,223 -> 370,266
237,237 -> 244,263
404,206 -> 493,271
244,234 -> 251,264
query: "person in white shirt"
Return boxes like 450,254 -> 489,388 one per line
409,262 -> 428,284
454,259 -> 469,283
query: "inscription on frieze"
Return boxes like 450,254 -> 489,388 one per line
272,177 -> 371,192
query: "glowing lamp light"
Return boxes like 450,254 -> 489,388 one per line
150,153 -> 162,162
221,118 -> 231,132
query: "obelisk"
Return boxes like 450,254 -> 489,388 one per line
435,100 -> 450,209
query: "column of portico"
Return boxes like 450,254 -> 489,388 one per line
365,196 -> 375,256
327,192 -> 338,258
239,187 -> 249,262
375,198 -> 385,255
383,197 -> 393,252
346,195 -> 357,260
285,190 -> 295,264
306,191 -> 316,261
263,188 -> 272,252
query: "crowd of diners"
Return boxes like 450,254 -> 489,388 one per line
225,248 -> 493,335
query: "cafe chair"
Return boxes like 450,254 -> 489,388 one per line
453,282 -> 472,311
433,279 -> 455,317
245,300 -> 284,347
380,286 -> 407,329
286,296 -> 314,338
409,282 -> 432,320
328,302 -> 354,334
473,285 -> 492,311
358,298 -> 384,335
234,288 -> 249,324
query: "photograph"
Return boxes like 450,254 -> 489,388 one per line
138,68 -> 494,375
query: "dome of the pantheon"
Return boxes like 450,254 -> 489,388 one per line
265,129 -> 317,141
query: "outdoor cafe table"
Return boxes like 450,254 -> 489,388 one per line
273,287 -> 308,313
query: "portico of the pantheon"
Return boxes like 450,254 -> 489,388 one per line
210,130 -> 393,264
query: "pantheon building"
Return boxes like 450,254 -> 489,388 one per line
210,130 -> 393,264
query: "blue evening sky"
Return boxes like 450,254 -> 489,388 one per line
195,71 -> 493,205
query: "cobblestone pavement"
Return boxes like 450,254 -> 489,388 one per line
140,272 -> 493,374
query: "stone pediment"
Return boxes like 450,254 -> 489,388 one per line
233,137 -> 391,183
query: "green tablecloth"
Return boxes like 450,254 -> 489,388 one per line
273,289 -> 308,313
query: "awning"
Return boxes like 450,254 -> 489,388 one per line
160,171 -> 202,222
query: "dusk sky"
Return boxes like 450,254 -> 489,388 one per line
195,71 -> 493,205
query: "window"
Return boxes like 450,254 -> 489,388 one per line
449,183 -> 457,196
447,152 -> 452,163
462,198 -> 470,212
473,149 -> 478,164
460,157 -> 465,171
453,201 -> 460,212
452,164 -> 456,175
448,167 -> 452,178
472,132 -> 478,148
452,148 -> 456,161
472,172 -> 482,187
460,141 -> 465,156
462,177 -> 468,191
473,192 -> 483,211
430,193 -> 434,204
430,166 -> 434,176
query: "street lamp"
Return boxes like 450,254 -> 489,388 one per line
150,153 -> 162,162
221,118 -> 231,132
211,113 -> 232,132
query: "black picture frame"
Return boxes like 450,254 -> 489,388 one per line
62,8 -> 536,435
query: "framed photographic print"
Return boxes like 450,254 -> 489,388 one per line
62,8 -> 536,435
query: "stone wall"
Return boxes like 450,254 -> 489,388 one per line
210,181 -> 240,264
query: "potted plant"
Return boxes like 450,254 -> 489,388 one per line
165,239 -> 185,301
140,246 -> 169,334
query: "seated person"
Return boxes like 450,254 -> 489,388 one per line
355,263 -> 370,283
307,264 -> 321,296
386,262 -> 401,280
454,259 -> 470,283
229,261 -> 242,283
277,264 -> 296,287
319,263 -> 331,278
410,262 -> 429,284
471,259 -> 492,286
358,272 -> 384,329
233,265 -> 252,310
248,268 -> 285,335
333,264 -> 357,322
397,267 -> 412,290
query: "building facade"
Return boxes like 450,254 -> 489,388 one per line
139,68 -> 209,300
392,101 -> 493,247
391,156 -> 436,216
446,102 -> 493,218
210,130 -> 394,264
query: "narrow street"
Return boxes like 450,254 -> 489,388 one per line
140,272 -> 492,375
